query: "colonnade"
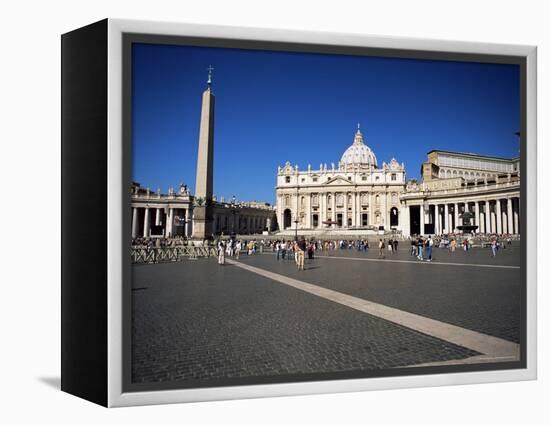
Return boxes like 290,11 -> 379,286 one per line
132,205 -> 274,238
131,206 -> 192,238
421,197 -> 520,235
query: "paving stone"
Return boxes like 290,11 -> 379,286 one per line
131,256 -> 488,385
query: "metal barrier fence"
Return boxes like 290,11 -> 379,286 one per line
131,246 -> 217,264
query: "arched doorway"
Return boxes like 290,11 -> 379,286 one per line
390,207 -> 399,227
283,209 -> 292,229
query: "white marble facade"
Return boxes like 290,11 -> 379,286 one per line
276,127 -> 406,232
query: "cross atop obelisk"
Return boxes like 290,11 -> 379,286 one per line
192,66 -> 216,239
207,64 -> 214,88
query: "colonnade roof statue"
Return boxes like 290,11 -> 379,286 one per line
340,124 -> 378,169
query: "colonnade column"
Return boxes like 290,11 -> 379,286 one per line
506,198 -> 514,234
419,204 -> 425,235
131,207 -> 138,238
143,207 -> 150,237
434,204 -> 440,235
514,198 -> 519,234
454,203 -> 459,232
155,208 -> 162,226
495,200 -> 502,234
485,200 -> 491,234
475,201 -> 480,233
166,208 -> 173,237
185,208 -> 191,237
444,204 -> 449,234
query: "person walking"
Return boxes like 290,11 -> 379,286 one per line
378,239 -> 385,259
393,239 -> 398,254
450,238 -> 456,253
297,237 -> 306,271
491,238 -> 498,257
307,241 -> 314,260
235,240 -> 241,259
410,237 -> 417,257
426,235 -> 433,262
217,240 -> 226,265
417,236 -> 424,260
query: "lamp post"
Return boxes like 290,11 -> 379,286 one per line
294,216 -> 299,241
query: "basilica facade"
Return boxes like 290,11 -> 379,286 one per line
276,126 -> 520,237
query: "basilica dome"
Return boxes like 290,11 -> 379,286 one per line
340,127 -> 378,168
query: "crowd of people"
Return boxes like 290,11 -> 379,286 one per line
135,231 -> 519,266
406,233 -> 516,260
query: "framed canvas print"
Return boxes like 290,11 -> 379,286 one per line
61,18 -> 537,407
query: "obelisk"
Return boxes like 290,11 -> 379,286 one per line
192,66 -> 215,240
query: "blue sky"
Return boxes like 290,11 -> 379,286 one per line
132,43 -> 520,204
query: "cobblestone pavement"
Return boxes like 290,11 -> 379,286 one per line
131,258 -> 482,385
239,246 -> 522,343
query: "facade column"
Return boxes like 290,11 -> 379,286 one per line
332,192 -> 336,227
131,207 -> 138,239
143,207 -> 150,237
485,200 -> 491,234
444,204 -> 449,234
475,201 -> 480,233
383,193 -> 389,229
321,193 -> 325,225
507,198 -> 514,235
369,192 -> 374,226
306,194 -> 311,229
495,199 -> 502,234
513,198 -> 519,234
419,203 -> 425,235
403,204 -> 410,237
344,192 -> 348,228
434,203 -> 440,235
454,203 -> 459,232
351,192 -> 357,226
294,193 -> 300,229
357,193 -> 361,227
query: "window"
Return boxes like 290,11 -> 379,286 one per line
312,214 -> 319,227
391,173 -> 396,181
312,177 -> 318,182
361,175 -> 367,181
285,176 -> 290,183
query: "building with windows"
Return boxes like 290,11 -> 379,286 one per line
421,150 -> 520,181
276,126 -> 406,234
276,126 -> 520,237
